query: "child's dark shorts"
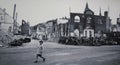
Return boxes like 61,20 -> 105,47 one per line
37,54 -> 42,57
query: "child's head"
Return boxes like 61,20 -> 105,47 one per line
39,40 -> 43,45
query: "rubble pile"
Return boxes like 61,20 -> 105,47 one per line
0,30 -> 13,47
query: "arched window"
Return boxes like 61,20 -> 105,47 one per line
87,17 -> 92,23
8,26 -> 12,32
89,31 -> 92,37
74,29 -> 79,37
74,16 -> 80,22
85,31 -> 87,37
98,19 -> 102,24
1,16 -> 3,20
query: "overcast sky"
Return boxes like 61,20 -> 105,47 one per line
0,0 -> 120,26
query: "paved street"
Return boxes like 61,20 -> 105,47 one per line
0,39 -> 120,65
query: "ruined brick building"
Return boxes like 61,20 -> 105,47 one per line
60,3 -> 111,38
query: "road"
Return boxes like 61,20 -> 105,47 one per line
0,39 -> 120,65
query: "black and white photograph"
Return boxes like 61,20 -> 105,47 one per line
0,0 -> 120,65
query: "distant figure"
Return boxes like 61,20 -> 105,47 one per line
34,40 -> 45,63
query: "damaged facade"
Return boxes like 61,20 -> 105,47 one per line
56,3 -> 111,38
31,3 -> 113,40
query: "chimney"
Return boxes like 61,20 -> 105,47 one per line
104,11 -> 108,17
15,12 -> 18,21
99,7 -> 101,16
13,4 -> 16,20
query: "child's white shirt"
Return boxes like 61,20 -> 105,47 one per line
37,45 -> 43,54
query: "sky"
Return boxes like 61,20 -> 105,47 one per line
0,0 -> 120,26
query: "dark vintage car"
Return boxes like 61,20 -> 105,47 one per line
80,37 -> 95,46
58,36 -> 68,44
9,36 -> 31,46
105,32 -> 120,45
9,39 -> 23,46
58,36 -> 80,45
66,37 -> 80,45
18,37 -> 31,43
24,37 -> 31,43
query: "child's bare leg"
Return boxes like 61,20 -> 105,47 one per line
36,55 -> 39,61
40,55 -> 45,62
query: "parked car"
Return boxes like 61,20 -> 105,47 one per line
24,37 -> 31,43
9,39 -> 23,46
58,36 -> 80,45
58,36 -> 68,44
105,32 -> 120,45
9,36 -> 31,46
66,37 -> 80,45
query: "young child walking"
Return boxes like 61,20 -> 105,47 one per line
34,40 -> 45,63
